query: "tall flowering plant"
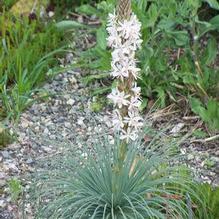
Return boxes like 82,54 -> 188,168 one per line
107,8 -> 143,144
32,4 -> 204,217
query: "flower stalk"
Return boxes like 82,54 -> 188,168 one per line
107,0 -> 143,160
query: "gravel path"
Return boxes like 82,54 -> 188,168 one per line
0,69 -> 218,218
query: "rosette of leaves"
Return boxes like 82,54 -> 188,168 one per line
30,133 -> 205,219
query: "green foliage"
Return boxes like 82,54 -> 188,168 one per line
192,128 -> 208,138
51,0 -> 100,7
190,98 -> 219,130
61,0 -> 219,130
0,13 -> 64,119
31,133 -> 205,219
193,183 -> 219,219
55,20 -> 87,31
8,178 -> 23,201
0,123 -> 14,148
51,0 -> 101,16
90,96 -> 106,112
0,0 -> 18,10
75,1 -> 114,71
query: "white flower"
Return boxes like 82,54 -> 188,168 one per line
117,14 -> 142,50
112,109 -> 124,130
107,11 -> 117,28
125,38 -> 143,51
120,128 -> 138,143
128,96 -> 142,110
107,11 -> 143,142
118,15 -> 141,39
108,87 -> 130,108
111,56 -> 140,80
107,26 -> 121,48
128,65 -> 141,79
132,82 -> 141,95
124,111 -> 143,129
111,48 -> 131,63
111,64 -> 129,79
48,11 -> 55,18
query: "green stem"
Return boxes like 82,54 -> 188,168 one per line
119,141 -> 127,166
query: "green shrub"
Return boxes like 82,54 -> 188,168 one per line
31,133 -> 205,218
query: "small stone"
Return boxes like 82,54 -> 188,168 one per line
212,177 -> 219,186
43,128 -> 49,135
77,117 -> 85,127
66,53 -> 74,63
1,151 -> 10,159
214,164 -> 219,174
21,120 -> 29,128
49,135 -> 56,140
0,179 -> 6,188
35,126 -> 40,132
215,151 -> 219,156
69,76 -> 77,84
7,162 -> 19,172
170,123 -> 184,134
0,199 -> 6,208
212,157 -> 219,162
180,148 -> 186,155
64,122 -> 71,128
66,99 -> 75,106
41,146 -> 53,153
187,154 -> 194,160
26,158 -> 34,165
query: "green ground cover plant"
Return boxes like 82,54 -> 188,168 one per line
0,11 -> 64,120
64,0 -> 219,130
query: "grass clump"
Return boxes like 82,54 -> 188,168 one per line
0,12 -> 65,119
31,133 -> 205,219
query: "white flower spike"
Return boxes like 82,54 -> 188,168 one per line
107,11 -> 143,142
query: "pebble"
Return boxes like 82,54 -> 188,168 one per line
1,151 -> 10,159
0,179 -> 6,187
188,154 -> 194,160
43,128 -> 50,135
66,99 -> 75,106
26,158 -> 34,165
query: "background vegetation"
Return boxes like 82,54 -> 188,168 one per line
71,0 -> 219,131
0,0 -> 66,120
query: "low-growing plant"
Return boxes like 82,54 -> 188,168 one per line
0,123 -> 14,148
190,97 -> 219,130
30,133 -> 205,219
8,178 -> 23,202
